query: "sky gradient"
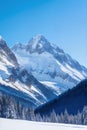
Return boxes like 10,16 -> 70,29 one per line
0,0 -> 87,67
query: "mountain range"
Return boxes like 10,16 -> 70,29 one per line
12,35 -> 87,92
0,35 -> 87,109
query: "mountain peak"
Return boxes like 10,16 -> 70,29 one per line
0,36 -> 18,67
11,42 -> 25,51
0,35 -> 6,45
32,35 -> 50,45
26,35 -> 52,53
29,34 -> 49,46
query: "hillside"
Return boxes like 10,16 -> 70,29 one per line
35,79 -> 87,116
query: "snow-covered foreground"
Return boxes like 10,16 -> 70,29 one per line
0,118 -> 87,130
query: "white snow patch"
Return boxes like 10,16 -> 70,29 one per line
13,80 -> 45,104
31,85 -> 47,100
0,118 -> 87,130
0,77 -> 18,90
0,62 -> 10,75
65,64 -> 84,79
40,81 -> 61,95
56,60 -> 81,81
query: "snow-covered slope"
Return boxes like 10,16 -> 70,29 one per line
0,37 -> 18,83
12,35 -> 87,93
0,118 -> 87,130
0,37 -> 62,108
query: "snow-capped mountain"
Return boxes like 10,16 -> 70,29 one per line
12,35 -> 87,93
0,36 -> 61,108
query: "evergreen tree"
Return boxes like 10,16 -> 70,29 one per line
63,109 -> 69,123
75,111 -> 81,125
81,106 -> 87,125
50,110 -> 58,123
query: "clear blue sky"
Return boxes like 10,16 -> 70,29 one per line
0,0 -> 87,67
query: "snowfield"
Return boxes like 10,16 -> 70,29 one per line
0,118 -> 87,130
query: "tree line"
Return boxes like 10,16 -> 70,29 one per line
0,92 -> 87,125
